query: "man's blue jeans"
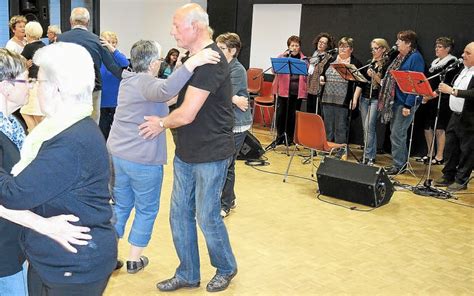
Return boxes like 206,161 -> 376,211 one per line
390,103 -> 418,169
359,97 -> 378,160
170,156 -> 237,283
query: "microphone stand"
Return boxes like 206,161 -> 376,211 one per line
362,65 -> 375,164
413,68 -> 453,198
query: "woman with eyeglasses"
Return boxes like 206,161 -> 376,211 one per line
358,38 -> 390,165
379,30 -> 425,175
417,37 -> 459,165
20,21 -> 46,133
320,37 -> 362,144
306,32 -> 335,114
0,48 -> 93,296
0,43 -> 120,295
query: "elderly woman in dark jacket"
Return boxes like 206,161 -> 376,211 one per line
0,43 -> 117,296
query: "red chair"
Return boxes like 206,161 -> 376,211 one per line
252,81 -> 274,129
247,68 -> 263,95
283,111 -> 347,182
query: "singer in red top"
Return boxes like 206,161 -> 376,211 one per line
272,35 -> 308,145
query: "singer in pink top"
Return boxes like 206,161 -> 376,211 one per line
272,35 -> 308,145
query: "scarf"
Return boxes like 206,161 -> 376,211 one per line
429,54 -> 456,73
0,112 -> 25,150
11,103 -> 92,176
378,50 -> 414,124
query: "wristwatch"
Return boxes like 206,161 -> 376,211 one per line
451,88 -> 456,96
159,120 -> 165,129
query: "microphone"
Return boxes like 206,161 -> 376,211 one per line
285,49 -> 292,57
326,48 -> 338,55
384,45 -> 398,57
442,58 -> 463,73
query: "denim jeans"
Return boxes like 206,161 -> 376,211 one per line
221,131 -> 247,211
91,90 -> 101,124
112,156 -> 163,247
390,103 -> 418,168
359,97 -> 378,160
171,156 -> 237,283
322,104 -> 348,144
0,262 -> 28,296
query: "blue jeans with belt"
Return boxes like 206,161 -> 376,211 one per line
170,156 -> 237,283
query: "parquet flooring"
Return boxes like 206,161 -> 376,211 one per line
104,127 -> 473,296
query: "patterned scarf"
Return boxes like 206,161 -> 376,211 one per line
378,50 -> 414,124
0,112 -> 26,150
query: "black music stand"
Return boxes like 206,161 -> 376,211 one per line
331,63 -> 368,161
265,57 -> 308,155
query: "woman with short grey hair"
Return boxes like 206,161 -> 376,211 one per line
0,42 -> 118,295
107,39 -> 220,274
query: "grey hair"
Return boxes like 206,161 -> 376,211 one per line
48,25 -> 61,35
70,7 -> 90,26
0,48 -> 27,81
25,21 -> 43,40
34,42 -> 94,104
183,5 -> 209,27
130,40 -> 162,73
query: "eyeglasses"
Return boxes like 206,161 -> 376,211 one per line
371,47 -> 381,52
338,45 -> 350,50
218,46 -> 228,51
435,45 -> 446,49
7,78 -> 47,88
318,41 -> 328,45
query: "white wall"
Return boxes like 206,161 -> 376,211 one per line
249,4 -> 302,70
100,0 -> 192,58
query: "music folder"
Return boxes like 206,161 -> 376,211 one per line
331,63 -> 368,83
390,70 -> 434,96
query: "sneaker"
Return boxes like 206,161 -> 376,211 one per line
230,200 -> 237,209
434,177 -> 454,187
206,269 -> 238,292
366,159 -> 375,166
446,182 -> 467,192
127,256 -> 149,274
115,260 -> 124,271
220,208 -> 230,218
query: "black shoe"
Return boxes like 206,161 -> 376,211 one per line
206,269 -> 237,292
384,166 -> 404,175
115,260 -> 124,270
434,177 -> 454,187
156,276 -> 200,292
220,208 -> 231,218
127,256 -> 149,274
447,182 -> 467,192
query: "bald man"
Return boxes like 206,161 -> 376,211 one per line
434,42 -> 474,191
139,4 -> 238,293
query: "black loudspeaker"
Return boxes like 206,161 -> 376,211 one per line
20,0 -> 49,38
237,131 -> 265,160
316,157 -> 394,208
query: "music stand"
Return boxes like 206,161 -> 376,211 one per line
265,57 -> 308,155
390,70 -> 433,177
331,63 -> 368,161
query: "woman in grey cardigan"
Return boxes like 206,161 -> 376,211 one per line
107,40 -> 220,273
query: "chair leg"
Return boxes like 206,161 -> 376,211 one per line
260,106 -> 265,127
310,149 -> 315,178
283,144 -> 298,182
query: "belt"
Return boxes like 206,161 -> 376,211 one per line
452,111 -> 462,116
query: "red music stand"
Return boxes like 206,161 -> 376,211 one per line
390,70 -> 434,97
332,63 -> 369,83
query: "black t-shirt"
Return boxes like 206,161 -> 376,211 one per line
21,40 -> 46,78
175,43 -> 235,163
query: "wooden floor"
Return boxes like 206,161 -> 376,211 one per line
104,127 -> 473,296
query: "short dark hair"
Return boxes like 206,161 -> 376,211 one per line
397,30 -> 418,49
287,35 -> 301,47
312,32 -> 335,50
436,37 -> 454,51
216,32 -> 242,57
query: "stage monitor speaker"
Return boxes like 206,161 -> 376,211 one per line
20,0 -> 49,38
316,157 -> 394,208
237,131 -> 265,160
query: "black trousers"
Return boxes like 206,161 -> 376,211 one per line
99,107 -> 116,140
28,265 -> 110,296
442,113 -> 474,184
306,93 -> 322,115
276,95 -> 302,144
